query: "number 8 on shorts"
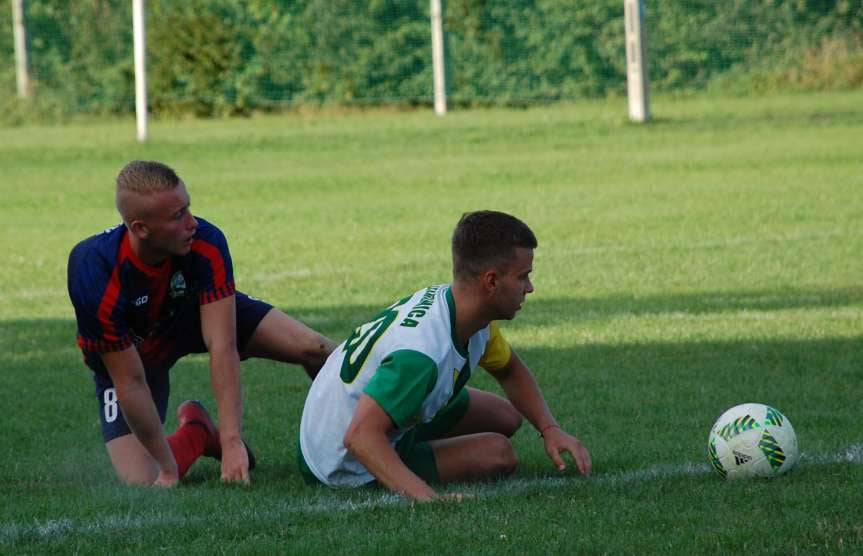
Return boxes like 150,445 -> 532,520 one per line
103,387 -> 118,423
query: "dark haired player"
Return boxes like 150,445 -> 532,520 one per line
298,210 -> 592,500
68,160 -> 335,486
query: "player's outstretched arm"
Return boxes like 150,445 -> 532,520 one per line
344,394 -> 438,501
493,350 -> 592,475
200,294 -> 249,484
102,347 -> 179,486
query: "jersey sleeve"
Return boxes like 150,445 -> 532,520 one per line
67,241 -> 133,353
188,220 -> 236,305
479,321 -> 512,372
363,350 -> 438,428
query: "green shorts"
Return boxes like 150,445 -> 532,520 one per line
298,388 -> 471,485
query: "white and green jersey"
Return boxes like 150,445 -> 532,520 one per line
299,284 -> 512,486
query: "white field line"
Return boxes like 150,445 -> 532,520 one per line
0,495 -> 406,544
3,443 -> 860,544
491,443 -> 863,494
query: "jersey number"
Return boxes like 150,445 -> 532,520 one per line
103,388 -> 119,423
340,297 -> 408,383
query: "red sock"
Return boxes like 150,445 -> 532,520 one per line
167,423 -> 209,478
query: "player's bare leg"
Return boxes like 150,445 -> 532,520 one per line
106,434 -> 159,485
430,433 -> 518,483
241,308 -> 336,379
441,388 -> 523,438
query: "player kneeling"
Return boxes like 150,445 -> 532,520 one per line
68,161 -> 335,486
298,211 -> 592,500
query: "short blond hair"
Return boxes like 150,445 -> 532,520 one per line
115,160 -> 182,222
116,160 -> 180,195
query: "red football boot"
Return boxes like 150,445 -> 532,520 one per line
176,400 -> 257,470
176,400 -> 221,459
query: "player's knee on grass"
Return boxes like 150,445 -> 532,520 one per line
462,389 -> 524,438
431,432 -> 517,483
484,433 -> 518,477
446,433 -> 517,481
106,434 -> 159,485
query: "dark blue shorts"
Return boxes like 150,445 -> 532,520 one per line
93,292 -> 272,442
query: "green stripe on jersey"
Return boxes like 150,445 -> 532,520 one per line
363,349 -> 438,428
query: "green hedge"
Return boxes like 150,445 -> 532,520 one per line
0,0 -> 861,118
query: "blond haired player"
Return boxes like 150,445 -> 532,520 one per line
68,160 -> 334,486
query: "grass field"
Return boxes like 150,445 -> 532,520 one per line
1,91 -> 862,553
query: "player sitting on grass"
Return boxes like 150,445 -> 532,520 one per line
298,210 -> 592,500
68,160 -> 335,486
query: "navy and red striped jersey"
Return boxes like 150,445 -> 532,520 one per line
67,217 -> 235,373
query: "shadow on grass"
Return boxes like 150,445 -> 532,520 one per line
2,284 -> 859,484
4,285 -> 859,349
282,285 -> 863,336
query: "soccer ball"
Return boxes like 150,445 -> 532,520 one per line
707,402 -> 799,479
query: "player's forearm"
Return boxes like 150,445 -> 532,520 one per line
345,430 -> 436,501
115,379 -> 176,473
209,345 -> 244,441
497,357 -> 558,432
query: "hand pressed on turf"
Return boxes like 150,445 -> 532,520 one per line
542,426 -> 592,475
153,467 -> 179,487
220,436 -> 250,484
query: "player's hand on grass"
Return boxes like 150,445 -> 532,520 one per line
542,426 -> 592,476
154,461 -> 179,487
220,436 -> 250,484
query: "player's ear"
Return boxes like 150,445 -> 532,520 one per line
480,267 -> 499,293
129,219 -> 149,240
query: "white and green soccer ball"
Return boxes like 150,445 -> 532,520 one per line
707,402 -> 799,479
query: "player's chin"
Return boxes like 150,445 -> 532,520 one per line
502,307 -> 520,320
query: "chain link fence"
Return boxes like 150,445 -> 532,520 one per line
1,0 -> 861,120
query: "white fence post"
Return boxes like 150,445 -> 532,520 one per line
430,0 -> 446,116
133,0 -> 148,142
12,0 -> 30,99
624,0 -> 650,122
